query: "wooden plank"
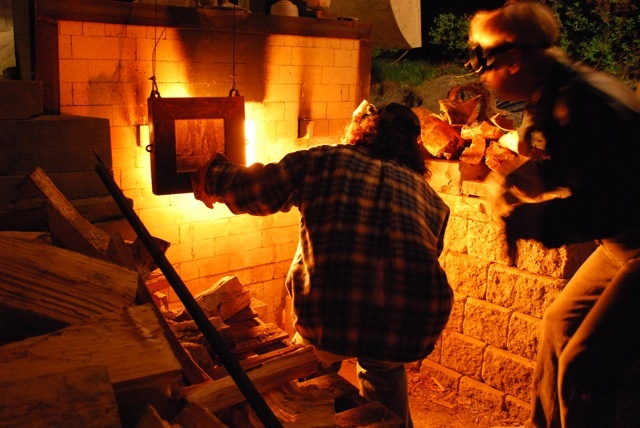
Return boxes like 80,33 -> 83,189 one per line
135,405 -> 174,428
207,344 -> 311,381
24,167 -> 112,259
0,235 -> 138,325
171,316 -> 236,350
0,304 -> 182,387
171,402 -> 229,428
105,233 -> 211,386
0,304 -> 184,426
298,373 -> 360,399
173,276 -> 252,322
260,380 -> 336,427
180,345 -> 319,413
334,401 -> 404,427
0,171 -> 112,205
230,322 -> 290,355
0,365 -> 122,428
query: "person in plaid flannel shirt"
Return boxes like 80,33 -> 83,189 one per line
192,101 -> 453,427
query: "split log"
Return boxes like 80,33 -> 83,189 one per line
334,401 -> 404,427
174,276 -> 251,322
171,316 -> 235,350
171,402 -> 229,428
135,405 -> 174,428
230,322 -> 290,355
218,373 -> 403,427
106,232 -> 211,386
206,343 -> 316,381
0,234 -> 138,336
0,304 -> 183,426
23,167 -> 112,259
226,380 -> 335,427
298,373 -> 362,409
0,229 -> 51,243
0,365 -> 122,428
180,344 -> 319,413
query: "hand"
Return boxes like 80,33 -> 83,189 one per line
503,203 -> 544,244
191,159 -> 216,209
484,171 -> 517,218
505,159 -> 546,198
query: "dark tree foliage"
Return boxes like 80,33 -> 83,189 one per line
549,0 -> 639,82
416,0 -> 639,84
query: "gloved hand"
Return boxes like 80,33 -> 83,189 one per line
484,171 -> 519,218
191,156 -> 218,209
503,202 -> 545,256
504,158 -> 547,198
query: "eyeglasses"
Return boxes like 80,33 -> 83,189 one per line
465,43 -> 516,74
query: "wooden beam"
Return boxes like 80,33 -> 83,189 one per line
0,303 -> 184,425
180,344 -> 319,413
24,167 -> 112,259
0,365 -> 122,428
0,235 -> 138,326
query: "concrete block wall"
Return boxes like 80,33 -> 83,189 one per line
421,159 -> 597,420
54,16 -> 363,327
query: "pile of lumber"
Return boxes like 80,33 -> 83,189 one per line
0,167 -> 404,427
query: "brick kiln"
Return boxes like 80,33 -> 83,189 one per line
0,167 -> 404,427
0,0 -> 616,426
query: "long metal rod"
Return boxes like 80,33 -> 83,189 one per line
94,154 -> 282,428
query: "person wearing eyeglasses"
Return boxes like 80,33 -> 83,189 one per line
191,101 -> 453,427
467,2 -> 640,427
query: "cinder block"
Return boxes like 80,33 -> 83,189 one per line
0,79 -> 43,119
515,239 -> 597,278
419,359 -> 462,393
463,297 -> 511,349
441,331 -> 485,381
426,159 -> 489,196
482,345 -> 535,403
505,394 -> 531,421
442,215 -> 468,253
467,220 -> 511,265
0,113 -> 111,175
444,292 -> 467,333
444,252 -> 491,299
487,264 -> 566,319
0,170 -> 110,205
440,193 -> 495,224
457,376 -> 506,419
508,312 -> 540,360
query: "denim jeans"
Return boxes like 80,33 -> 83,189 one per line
527,239 -> 640,427
291,332 -> 414,427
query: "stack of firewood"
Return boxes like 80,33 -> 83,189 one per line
0,168 -> 403,428
412,82 -> 525,176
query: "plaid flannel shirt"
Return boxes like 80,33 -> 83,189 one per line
199,144 -> 452,361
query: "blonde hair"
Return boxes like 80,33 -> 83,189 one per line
469,2 -> 560,49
